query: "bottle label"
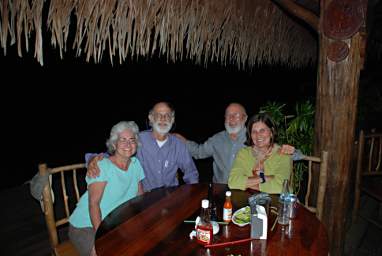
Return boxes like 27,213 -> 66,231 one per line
196,225 -> 212,244
223,208 -> 232,222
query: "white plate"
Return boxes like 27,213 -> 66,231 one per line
232,206 -> 251,227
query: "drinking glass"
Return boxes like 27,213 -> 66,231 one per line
277,198 -> 289,225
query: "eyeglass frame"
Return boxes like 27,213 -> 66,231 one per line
151,112 -> 175,121
117,137 -> 138,146
225,112 -> 244,121
251,127 -> 271,136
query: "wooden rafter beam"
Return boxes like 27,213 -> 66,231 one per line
272,0 -> 319,32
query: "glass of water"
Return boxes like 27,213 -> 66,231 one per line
278,198 -> 289,225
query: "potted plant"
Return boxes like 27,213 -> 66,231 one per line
259,101 -> 315,196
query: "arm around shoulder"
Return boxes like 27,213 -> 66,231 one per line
180,144 -> 199,184
186,138 -> 215,159
86,153 -> 108,178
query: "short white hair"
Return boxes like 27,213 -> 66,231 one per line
148,102 -> 175,126
106,121 -> 139,154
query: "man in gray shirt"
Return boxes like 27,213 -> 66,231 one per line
175,103 -> 248,184
175,103 -> 298,184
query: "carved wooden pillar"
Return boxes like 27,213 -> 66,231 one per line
315,0 -> 367,255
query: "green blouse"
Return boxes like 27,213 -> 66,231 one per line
228,144 -> 292,194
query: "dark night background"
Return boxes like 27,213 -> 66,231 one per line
1,40 -> 380,191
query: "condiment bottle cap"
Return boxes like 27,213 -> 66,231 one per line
202,199 -> 209,208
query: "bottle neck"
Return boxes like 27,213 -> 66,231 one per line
208,184 -> 214,201
208,190 -> 213,201
224,196 -> 232,209
201,207 -> 210,221
281,180 -> 289,193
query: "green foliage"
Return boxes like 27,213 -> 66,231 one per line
259,101 -> 315,194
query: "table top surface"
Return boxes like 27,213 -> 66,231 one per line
95,183 -> 329,256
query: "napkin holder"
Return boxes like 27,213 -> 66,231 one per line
249,196 -> 268,240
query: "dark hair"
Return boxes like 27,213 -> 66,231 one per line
246,113 -> 277,146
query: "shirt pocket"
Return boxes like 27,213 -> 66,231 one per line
163,159 -> 176,169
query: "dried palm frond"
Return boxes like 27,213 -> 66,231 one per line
30,0 -> 44,65
1,0 -> 317,68
48,0 -> 77,59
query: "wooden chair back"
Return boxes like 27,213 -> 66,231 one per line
352,130 -> 382,226
39,163 -> 86,256
294,151 -> 328,221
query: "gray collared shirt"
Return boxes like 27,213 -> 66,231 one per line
186,128 -> 304,184
186,128 -> 247,184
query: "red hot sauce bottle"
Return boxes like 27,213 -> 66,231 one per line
196,199 -> 213,245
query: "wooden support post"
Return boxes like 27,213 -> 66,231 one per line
315,1 -> 367,254
272,0 -> 368,254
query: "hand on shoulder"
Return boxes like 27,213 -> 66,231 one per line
172,133 -> 187,142
87,153 -> 104,178
279,144 -> 295,155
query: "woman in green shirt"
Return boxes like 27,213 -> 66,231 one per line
228,113 -> 291,194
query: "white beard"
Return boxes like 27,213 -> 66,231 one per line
225,123 -> 244,134
153,121 -> 173,135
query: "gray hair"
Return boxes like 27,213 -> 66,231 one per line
106,121 -> 140,154
148,102 -> 175,127
149,102 -> 175,117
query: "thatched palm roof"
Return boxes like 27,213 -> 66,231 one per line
0,0 -> 318,68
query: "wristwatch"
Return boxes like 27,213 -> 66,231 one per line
259,170 -> 266,183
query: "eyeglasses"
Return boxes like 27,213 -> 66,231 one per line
152,112 -> 173,121
117,138 -> 137,146
225,113 -> 242,121
251,128 -> 270,135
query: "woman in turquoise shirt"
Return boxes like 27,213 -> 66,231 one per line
69,121 -> 145,256
228,113 -> 292,194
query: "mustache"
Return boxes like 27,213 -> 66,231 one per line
155,121 -> 172,126
152,120 -> 173,134
225,123 -> 244,134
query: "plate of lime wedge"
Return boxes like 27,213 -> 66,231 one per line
232,206 -> 251,227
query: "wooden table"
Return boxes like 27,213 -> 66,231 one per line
95,184 -> 329,255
